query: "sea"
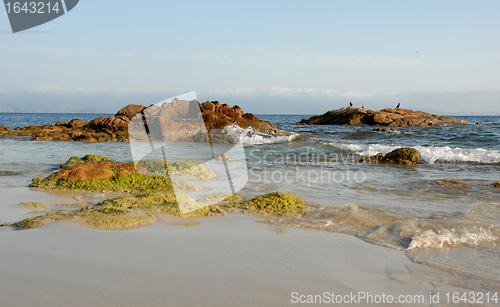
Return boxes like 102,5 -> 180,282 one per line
0,112 -> 499,293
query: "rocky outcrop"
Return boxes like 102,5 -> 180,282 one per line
297,107 -> 468,127
200,101 -> 280,135
0,101 -> 283,142
359,148 -> 421,166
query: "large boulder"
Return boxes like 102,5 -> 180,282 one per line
297,107 -> 468,127
115,104 -> 146,120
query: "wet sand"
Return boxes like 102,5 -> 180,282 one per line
0,188 -> 434,306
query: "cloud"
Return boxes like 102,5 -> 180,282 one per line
208,86 -> 375,98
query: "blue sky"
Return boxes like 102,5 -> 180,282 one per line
1,0 -> 499,114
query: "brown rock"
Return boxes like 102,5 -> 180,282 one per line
55,121 -> 69,127
298,107 -> 468,127
54,161 -> 115,181
68,119 -> 86,128
115,104 -> 146,120
113,163 -> 147,177
360,148 -> 421,166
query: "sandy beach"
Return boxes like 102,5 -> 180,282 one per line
0,187 -> 438,307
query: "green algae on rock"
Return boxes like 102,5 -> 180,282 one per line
229,191 -> 306,216
30,173 -> 174,193
136,159 -> 216,180
19,202 -> 46,210
359,148 -> 421,166
2,191 -> 307,230
61,154 -> 115,168
30,156 -> 217,193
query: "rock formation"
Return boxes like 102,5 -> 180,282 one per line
297,107 -> 468,127
0,100 -> 283,142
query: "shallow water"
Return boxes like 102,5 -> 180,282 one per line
1,113 -> 499,293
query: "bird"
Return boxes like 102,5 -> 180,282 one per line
349,101 -> 353,107
396,103 -> 400,109
362,105 -> 365,109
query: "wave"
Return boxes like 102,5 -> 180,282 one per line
223,124 -> 297,145
408,226 -> 497,249
269,203 -> 500,250
322,141 -> 500,164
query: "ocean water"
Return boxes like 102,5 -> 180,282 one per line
0,113 -> 499,293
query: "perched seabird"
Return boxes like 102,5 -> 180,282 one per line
396,102 -> 400,109
349,101 -> 353,107
362,105 -> 365,109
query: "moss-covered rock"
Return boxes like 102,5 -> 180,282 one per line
30,173 -> 174,193
137,159 -> 216,180
31,156 -> 216,193
229,191 -> 306,216
3,190 -> 306,230
359,148 -> 421,166
19,202 -> 46,210
61,154 -> 115,168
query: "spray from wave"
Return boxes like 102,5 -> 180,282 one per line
322,141 -> 500,164
223,124 -> 297,145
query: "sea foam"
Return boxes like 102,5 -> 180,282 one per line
223,124 -> 297,145
323,142 -> 500,164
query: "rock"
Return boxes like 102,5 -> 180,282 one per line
19,202 -> 46,210
200,101 -> 283,135
1,101 -> 287,142
476,122 -> 483,125
55,121 -> 69,127
68,119 -> 86,128
54,161 -> 116,181
61,154 -> 115,168
113,163 -> 148,177
233,191 -> 306,216
489,182 -> 500,188
216,154 -> 230,161
297,107 -> 468,127
434,179 -> 467,186
372,127 -> 402,133
359,148 -> 421,166
115,104 -> 146,120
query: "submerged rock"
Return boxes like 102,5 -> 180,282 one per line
297,107 -> 468,127
229,191 -> 307,216
359,148 -> 421,166
489,182 -> 500,188
434,179 -> 467,186
19,202 -> 46,210
216,154 -> 230,161
2,191 -> 307,230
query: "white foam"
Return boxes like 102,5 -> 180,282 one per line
408,227 -> 497,249
223,124 -> 297,145
322,141 -> 500,164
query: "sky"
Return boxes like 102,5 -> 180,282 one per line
1,0 -> 499,115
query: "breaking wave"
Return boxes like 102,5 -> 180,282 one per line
323,141 -> 500,164
408,226 -> 497,249
223,124 -> 297,145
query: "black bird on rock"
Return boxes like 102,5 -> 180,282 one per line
349,101 -> 353,107
396,102 -> 400,109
